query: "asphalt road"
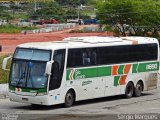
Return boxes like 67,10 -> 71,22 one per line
0,88 -> 160,120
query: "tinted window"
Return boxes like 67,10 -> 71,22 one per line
67,49 -> 83,67
82,48 -> 97,66
67,43 -> 158,68
97,43 -> 158,65
49,49 -> 66,90
67,48 -> 97,68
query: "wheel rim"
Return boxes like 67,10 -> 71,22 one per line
136,83 -> 142,95
137,84 -> 142,91
127,84 -> 133,96
66,93 -> 73,106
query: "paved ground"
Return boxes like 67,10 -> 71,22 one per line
0,88 -> 160,120
0,84 -> 8,99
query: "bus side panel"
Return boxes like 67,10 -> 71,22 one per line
144,72 -> 158,90
104,76 -> 122,97
72,77 -> 105,101
77,79 -> 95,100
119,73 -> 146,94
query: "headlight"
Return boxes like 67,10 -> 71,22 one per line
36,92 -> 47,96
9,89 -> 15,93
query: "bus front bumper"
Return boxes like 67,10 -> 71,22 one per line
8,92 -> 51,105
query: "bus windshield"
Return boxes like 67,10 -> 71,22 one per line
10,48 -> 51,89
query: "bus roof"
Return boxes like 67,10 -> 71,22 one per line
17,36 -> 158,50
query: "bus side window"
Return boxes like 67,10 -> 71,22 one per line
49,49 -> 66,90
82,48 -> 97,66
67,49 -> 83,68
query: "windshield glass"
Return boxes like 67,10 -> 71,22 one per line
10,61 -> 48,89
10,48 -> 51,89
14,48 -> 51,61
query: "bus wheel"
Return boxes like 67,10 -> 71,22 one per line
64,90 -> 75,107
134,81 -> 143,97
125,82 -> 134,98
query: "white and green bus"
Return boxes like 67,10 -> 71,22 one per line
2,36 -> 159,107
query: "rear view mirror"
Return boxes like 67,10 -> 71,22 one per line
45,61 -> 54,75
2,56 -> 12,71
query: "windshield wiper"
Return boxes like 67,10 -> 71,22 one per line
26,62 -> 35,88
16,62 -> 27,87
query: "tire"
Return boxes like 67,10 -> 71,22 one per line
64,90 -> 75,107
31,104 -> 41,108
125,82 -> 134,98
134,81 -> 143,97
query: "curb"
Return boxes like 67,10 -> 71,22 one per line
0,83 -> 8,99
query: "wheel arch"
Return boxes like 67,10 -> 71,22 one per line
127,81 -> 134,87
67,88 -> 76,101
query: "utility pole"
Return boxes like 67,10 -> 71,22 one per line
78,4 -> 82,20
77,9 -> 80,20
34,0 -> 37,12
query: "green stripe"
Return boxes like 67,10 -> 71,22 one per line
66,66 -> 112,80
9,85 -> 47,93
132,62 -> 159,73
118,65 -> 124,74
66,61 -> 159,80
98,66 -> 112,77
9,85 -> 16,90
132,64 -> 138,73
74,68 -> 98,79
114,76 -> 120,86
66,70 -> 71,81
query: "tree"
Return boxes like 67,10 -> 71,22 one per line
54,0 -> 80,6
0,5 -> 12,20
96,0 -> 160,38
30,1 -> 66,22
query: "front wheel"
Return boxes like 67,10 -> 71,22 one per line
134,81 -> 143,97
125,82 -> 134,98
64,90 -> 75,107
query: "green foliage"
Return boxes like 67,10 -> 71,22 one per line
30,0 -> 92,22
30,1 -> 66,22
0,56 -> 10,84
12,13 -> 29,20
0,24 -> 37,33
96,0 -> 160,38
0,0 -> 96,23
54,0 -> 94,6
0,3 -> 29,20
0,6 -> 12,20
55,0 -> 80,6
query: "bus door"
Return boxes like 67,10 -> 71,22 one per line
49,49 -> 66,91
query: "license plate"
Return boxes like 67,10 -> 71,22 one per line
22,98 -> 28,101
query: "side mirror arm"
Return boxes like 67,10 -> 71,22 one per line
45,60 -> 54,75
2,56 -> 12,71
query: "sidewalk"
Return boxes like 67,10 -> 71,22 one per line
0,83 -> 8,98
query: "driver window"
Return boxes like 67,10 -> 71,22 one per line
49,49 -> 66,90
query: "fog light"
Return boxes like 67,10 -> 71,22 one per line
9,90 -> 15,93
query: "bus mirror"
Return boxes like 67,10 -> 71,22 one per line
2,56 -> 12,71
45,61 -> 54,75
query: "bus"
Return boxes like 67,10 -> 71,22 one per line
2,36 -> 159,107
